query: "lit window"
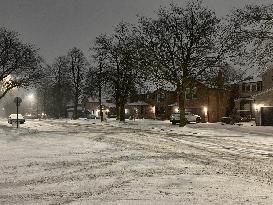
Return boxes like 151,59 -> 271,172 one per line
185,88 -> 191,99
192,87 -> 198,99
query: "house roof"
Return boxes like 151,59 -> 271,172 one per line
66,102 -> 81,107
168,102 -> 178,107
234,97 -> 254,102
87,97 -> 115,106
87,97 -> 100,103
241,76 -> 262,83
67,106 -> 83,111
253,87 -> 273,98
102,102 -> 116,108
127,101 -> 149,106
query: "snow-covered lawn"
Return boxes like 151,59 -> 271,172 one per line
1,118 -> 273,204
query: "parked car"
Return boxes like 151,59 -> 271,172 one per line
8,114 -> 25,124
170,112 -> 201,125
87,114 -> 97,119
220,117 -> 232,124
108,114 -> 117,118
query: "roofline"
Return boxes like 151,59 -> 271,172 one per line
252,87 -> 273,98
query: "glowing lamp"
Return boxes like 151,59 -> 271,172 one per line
203,106 -> 208,116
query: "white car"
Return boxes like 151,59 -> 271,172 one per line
170,112 -> 201,124
8,114 -> 25,124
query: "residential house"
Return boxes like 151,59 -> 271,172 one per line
83,97 -> 116,118
234,76 -> 263,119
129,88 -> 177,120
169,81 -> 232,123
126,101 -> 155,119
130,80 -> 233,122
66,97 -> 116,119
66,102 -> 84,119
250,66 -> 273,125
253,66 -> 273,107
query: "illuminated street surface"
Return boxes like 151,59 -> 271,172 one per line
1,119 -> 273,204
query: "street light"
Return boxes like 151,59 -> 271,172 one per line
28,94 -> 34,101
27,93 -> 38,118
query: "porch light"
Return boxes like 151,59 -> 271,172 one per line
203,106 -> 208,116
151,106 -> 155,113
125,109 -> 128,114
175,107 -> 179,113
254,104 -> 264,111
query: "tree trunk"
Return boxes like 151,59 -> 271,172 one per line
119,102 -> 126,122
115,95 -> 120,121
99,83 -> 103,122
57,87 -> 63,118
178,84 -> 187,127
73,92 -> 78,120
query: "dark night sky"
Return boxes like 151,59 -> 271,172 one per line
0,0 -> 271,63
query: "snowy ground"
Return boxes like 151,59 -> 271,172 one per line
1,118 -> 273,204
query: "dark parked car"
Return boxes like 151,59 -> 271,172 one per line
87,114 -> 97,119
108,114 -> 117,118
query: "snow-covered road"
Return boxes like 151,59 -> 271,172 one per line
1,119 -> 273,204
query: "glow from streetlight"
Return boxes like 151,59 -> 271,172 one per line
28,94 -> 34,101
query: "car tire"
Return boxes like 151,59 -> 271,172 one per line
172,121 -> 176,125
196,117 -> 201,123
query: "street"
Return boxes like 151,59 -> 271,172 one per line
1,119 -> 273,204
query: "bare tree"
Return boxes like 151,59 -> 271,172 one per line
0,27 -> 43,99
51,56 -> 72,118
92,23 -> 146,122
37,57 -> 73,118
227,3 -> 273,71
67,47 -> 88,119
87,35 -> 110,122
137,1 -> 223,126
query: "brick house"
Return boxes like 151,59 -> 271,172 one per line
126,101 -> 155,119
130,81 -> 233,122
168,82 -> 233,123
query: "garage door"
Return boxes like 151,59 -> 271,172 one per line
261,107 -> 273,126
